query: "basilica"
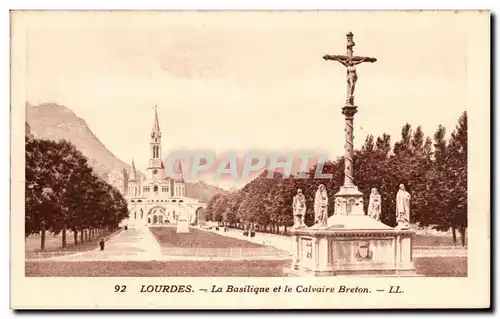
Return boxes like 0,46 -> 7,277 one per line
123,107 -> 205,227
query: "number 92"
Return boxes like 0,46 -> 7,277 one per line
114,285 -> 126,292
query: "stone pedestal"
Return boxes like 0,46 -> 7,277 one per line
289,215 -> 417,276
176,218 -> 190,233
334,185 -> 364,216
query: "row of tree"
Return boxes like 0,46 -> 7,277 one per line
205,112 -> 468,246
25,137 -> 129,250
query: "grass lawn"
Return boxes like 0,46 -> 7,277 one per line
150,227 -> 265,249
414,257 -> 467,277
25,257 -> 467,277
25,260 -> 288,277
413,235 -> 467,247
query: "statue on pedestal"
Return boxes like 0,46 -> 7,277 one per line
334,198 -> 341,215
292,189 -> 306,229
396,184 -> 411,229
314,184 -> 329,227
368,188 -> 382,221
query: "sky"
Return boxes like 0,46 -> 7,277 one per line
22,11 -> 477,189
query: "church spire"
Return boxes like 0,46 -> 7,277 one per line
130,159 -> 138,181
152,105 -> 160,133
176,160 -> 185,182
148,106 -> 162,177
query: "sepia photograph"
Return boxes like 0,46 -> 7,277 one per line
10,10 -> 490,309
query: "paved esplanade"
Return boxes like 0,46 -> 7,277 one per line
51,227 -> 162,261
45,227 -> 291,261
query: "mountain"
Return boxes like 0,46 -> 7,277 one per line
185,181 -> 229,204
26,102 -> 133,180
25,102 -> 227,202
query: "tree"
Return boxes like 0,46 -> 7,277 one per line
410,126 -> 424,153
209,113 -> 468,242
25,137 -> 130,250
375,133 -> 391,157
447,112 -> 468,246
25,139 -> 66,250
393,123 -> 412,156
205,193 -> 223,222
223,192 -> 240,227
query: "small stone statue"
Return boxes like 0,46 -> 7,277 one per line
334,198 -> 342,215
314,184 -> 328,227
396,184 -> 411,229
368,188 -> 381,221
292,189 -> 307,229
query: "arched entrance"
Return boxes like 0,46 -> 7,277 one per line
196,207 -> 206,226
147,206 -> 170,226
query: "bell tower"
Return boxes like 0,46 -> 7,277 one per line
147,105 -> 162,180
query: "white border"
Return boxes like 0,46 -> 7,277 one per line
3,1 -> 498,317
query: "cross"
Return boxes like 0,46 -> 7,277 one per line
323,32 -> 377,105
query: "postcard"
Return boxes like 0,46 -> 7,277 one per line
11,10 -> 490,309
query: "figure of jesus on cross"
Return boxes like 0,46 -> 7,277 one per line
323,32 -> 377,106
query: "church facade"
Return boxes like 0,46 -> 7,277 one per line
123,107 -> 205,227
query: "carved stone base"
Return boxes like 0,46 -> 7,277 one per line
334,185 -> 364,216
288,228 -> 417,277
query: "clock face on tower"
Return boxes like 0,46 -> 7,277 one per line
153,169 -> 158,174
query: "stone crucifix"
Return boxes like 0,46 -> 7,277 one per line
323,32 -> 377,192
323,32 -> 377,106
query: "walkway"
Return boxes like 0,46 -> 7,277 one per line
48,227 -> 162,261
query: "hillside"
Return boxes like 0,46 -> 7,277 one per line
26,102 -> 133,180
185,181 -> 228,204
25,102 -> 227,202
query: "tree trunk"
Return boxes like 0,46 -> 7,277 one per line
62,228 -> 67,248
40,229 -> 46,251
84,229 -> 88,241
80,230 -> 84,243
459,227 -> 466,247
451,226 -> 457,245
284,225 -> 287,235
73,230 -> 78,246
